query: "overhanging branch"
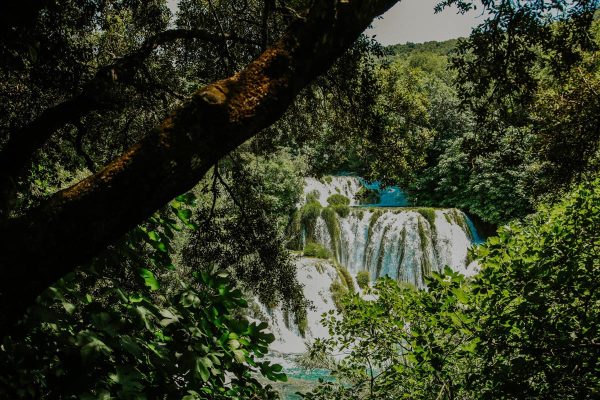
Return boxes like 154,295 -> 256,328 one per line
0,0 -> 398,334
0,28 -> 258,213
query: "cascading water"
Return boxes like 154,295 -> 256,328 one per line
260,176 -> 483,398
298,176 -> 479,287
313,207 -> 476,286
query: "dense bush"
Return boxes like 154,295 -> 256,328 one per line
327,194 -> 351,218
0,198 -> 286,399
303,242 -> 331,259
356,270 -> 370,290
305,177 -> 600,399
468,176 -> 600,398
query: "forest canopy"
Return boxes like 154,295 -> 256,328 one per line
0,0 -> 599,399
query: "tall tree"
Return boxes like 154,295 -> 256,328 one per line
0,0 -> 399,335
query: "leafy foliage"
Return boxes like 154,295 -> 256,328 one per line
305,177 -> 600,399
327,194 -> 351,218
0,196 -> 286,399
182,154 -> 308,328
355,186 -> 380,205
361,14 -> 600,226
468,176 -> 600,398
306,269 -> 474,399
303,242 -> 332,259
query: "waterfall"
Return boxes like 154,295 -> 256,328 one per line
309,207 -> 475,287
260,176 -> 482,358
297,176 -> 480,286
252,257 -> 343,354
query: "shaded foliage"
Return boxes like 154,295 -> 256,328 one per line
0,196 -> 286,399
305,177 -> 600,399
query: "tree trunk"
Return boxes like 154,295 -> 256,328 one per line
0,0 -> 398,335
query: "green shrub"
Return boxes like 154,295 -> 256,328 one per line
339,205 -> 351,218
356,270 -> 370,289
306,190 -> 320,204
303,242 -> 331,259
327,194 -> 350,206
327,194 -> 350,217
466,177 -> 600,398
356,186 -> 380,205
300,200 -> 322,241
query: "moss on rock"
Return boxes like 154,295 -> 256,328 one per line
336,263 -> 354,293
356,270 -> 370,289
368,209 -> 383,239
321,206 -> 341,261
300,200 -> 322,242
416,208 -> 437,233
327,194 -> 350,218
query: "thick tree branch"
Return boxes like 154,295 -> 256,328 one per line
0,0 -> 398,334
0,28 -> 258,216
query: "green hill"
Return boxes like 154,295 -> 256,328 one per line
385,38 -> 460,59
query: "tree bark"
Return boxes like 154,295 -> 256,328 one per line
0,0 -> 398,334
0,28 -> 257,217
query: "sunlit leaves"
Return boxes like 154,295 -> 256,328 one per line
308,179 -> 600,399
138,268 -> 159,291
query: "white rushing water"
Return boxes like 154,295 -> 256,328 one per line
301,176 -> 479,286
257,257 -> 342,354
312,208 -> 476,287
261,176 -> 481,363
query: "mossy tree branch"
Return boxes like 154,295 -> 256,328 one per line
0,0 -> 399,334
0,28 -> 258,215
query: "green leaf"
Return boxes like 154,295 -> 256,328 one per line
177,209 -> 192,223
147,230 -> 160,242
196,358 -> 211,382
139,268 -> 160,291
159,308 -> 179,327
77,331 -> 112,363
233,349 -> 246,363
